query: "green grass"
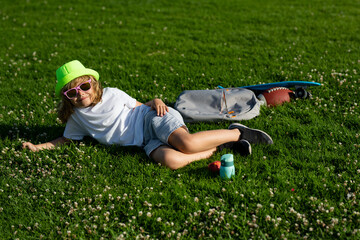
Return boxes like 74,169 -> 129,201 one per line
0,0 -> 359,239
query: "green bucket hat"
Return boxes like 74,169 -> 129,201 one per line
55,60 -> 99,97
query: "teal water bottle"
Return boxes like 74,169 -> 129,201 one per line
220,154 -> 235,179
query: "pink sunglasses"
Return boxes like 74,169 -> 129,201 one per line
63,79 -> 92,99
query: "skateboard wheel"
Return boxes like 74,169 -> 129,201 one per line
295,88 -> 308,99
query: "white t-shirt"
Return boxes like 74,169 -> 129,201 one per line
63,87 -> 151,146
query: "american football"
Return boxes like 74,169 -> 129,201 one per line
257,87 -> 294,107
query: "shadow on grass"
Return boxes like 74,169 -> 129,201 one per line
0,123 -> 65,142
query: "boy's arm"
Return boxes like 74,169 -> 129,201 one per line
22,136 -> 70,152
141,99 -> 169,117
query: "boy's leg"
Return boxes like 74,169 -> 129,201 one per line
168,124 -> 273,154
150,145 -> 216,170
168,127 -> 241,154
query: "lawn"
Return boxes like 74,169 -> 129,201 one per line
0,0 -> 359,239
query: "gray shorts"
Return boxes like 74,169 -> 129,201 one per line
143,107 -> 187,157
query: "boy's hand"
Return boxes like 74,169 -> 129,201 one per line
151,98 -> 169,117
22,137 -> 69,152
22,142 -> 39,152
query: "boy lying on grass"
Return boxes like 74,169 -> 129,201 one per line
23,60 -> 273,170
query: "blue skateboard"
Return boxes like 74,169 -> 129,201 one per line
239,81 -> 321,99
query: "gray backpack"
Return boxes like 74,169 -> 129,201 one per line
174,88 -> 262,123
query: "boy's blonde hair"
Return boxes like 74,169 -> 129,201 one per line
57,75 -> 103,123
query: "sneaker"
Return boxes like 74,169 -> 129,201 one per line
229,123 -> 273,144
218,139 -> 252,156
